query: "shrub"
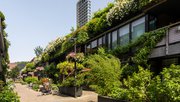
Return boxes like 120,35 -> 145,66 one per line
24,77 -> 39,84
44,63 -> 59,83
106,66 -> 152,101
57,61 -> 84,76
83,50 -> 121,97
0,86 -> 20,102
60,73 -> 85,87
147,64 -> 180,102
32,84 -> 39,91
0,80 -> 4,91
25,62 -> 35,72
51,84 -> 58,91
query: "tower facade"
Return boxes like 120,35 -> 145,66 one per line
77,0 -> 91,27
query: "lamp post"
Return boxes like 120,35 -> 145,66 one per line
70,37 -> 77,97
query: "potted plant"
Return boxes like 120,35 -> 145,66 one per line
58,74 -> 84,97
57,53 -> 85,97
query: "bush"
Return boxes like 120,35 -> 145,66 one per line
0,86 -> 20,102
32,84 -> 39,91
0,80 -> 4,91
57,61 -> 85,87
118,66 -> 152,101
83,50 -> 121,97
147,64 -> 180,102
25,62 -> 35,72
60,73 -> 85,87
108,64 -> 180,102
24,77 -> 39,84
51,84 -> 58,91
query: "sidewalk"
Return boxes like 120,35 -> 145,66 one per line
14,83 -> 97,102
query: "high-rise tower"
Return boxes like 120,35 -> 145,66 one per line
77,0 -> 91,27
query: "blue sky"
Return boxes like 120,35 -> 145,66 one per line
0,0 -> 113,62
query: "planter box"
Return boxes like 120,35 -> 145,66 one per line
98,95 -> 128,102
59,86 -> 82,97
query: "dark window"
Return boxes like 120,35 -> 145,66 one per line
132,17 -> 145,40
112,30 -> 118,49
119,24 -> 130,46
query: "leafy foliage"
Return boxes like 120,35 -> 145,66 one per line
147,64 -> 180,102
107,0 -> 158,25
0,11 -> 5,21
44,63 -> 59,83
57,61 -> 84,76
57,59 -> 85,87
112,66 -> 152,101
92,3 -> 114,19
34,46 -> 44,57
0,12 -> 10,82
0,80 -> 4,91
7,66 -> 20,80
83,50 -> 121,97
0,83 -> 20,102
24,76 -> 39,84
112,28 -> 166,65
76,31 -> 89,44
25,62 -> 35,72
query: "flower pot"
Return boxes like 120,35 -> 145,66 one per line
59,86 -> 82,97
98,95 -> 128,102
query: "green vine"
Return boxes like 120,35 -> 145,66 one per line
112,27 -> 166,67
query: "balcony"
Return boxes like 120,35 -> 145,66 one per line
149,22 -> 180,58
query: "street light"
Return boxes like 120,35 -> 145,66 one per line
69,37 -> 77,97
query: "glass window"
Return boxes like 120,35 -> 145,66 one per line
132,17 -> 145,40
98,37 -> 103,47
91,40 -> 97,49
102,35 -> 106,46
108,33 -> 111,49
119,24 -> 130,46
149,15 -> 157,31
112,30 -> 118,49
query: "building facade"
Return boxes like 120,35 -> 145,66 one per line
77,0 -> 91,27
79,0 -> 180,72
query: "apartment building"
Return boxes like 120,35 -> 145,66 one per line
81,0 -> 180,71
77,0 -> 91,27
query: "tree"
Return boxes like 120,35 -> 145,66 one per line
8,66 -> 20,81
70,27 -> 75,33
34,46 -> 43,57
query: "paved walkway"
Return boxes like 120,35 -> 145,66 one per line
14,83 -> 97,102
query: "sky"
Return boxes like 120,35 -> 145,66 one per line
0,0 -> 113,62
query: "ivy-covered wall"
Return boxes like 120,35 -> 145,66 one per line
0,11 -> 10,82
34,0 -> 163,66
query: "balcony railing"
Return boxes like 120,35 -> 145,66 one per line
149,21 -> 180,58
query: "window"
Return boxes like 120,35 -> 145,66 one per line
112,30 -> 118,49
119,24 -> 130,46
108,33 -> 111,49
91,40 -> 97,49
98,37 -> 103,47
149,15 -> 157,31
102,35 -> 106,46
132,17 -> 145,40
